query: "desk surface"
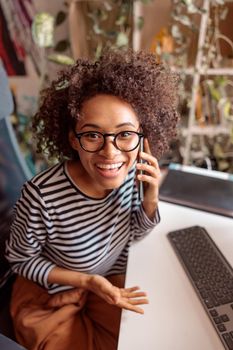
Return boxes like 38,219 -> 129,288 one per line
118,201 -> 233,350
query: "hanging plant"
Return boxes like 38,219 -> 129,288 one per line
85,0 -> 150,58
32,12 -> 55,48
32,10 -> 73,70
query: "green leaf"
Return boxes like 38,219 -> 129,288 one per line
103,1 -> 112,11
219,7 -> 228,20
32,12 -> 55,48
214,0 -> 225,5
230,128 -> 233,144
223,100 -> 231,118
55,79 -> 69,90
54,39 -> 70,52
95,43 -> 103,60
140,0 -> 152,4
93,23 -> 104,35
181,0 -> 193,5
116,32 -> 129,47
136,16 -> 144,30
174,15 -> 192,27
187,4 -> 201,14
98,9 -> 108,21
217,160 -> 229,171
214,143 -> 224,158
115,15 -> 127,26
171,24 -> 182,39
55,11 -> 67,26
209,86 -> 221,101
47,54 -> 75,65
215,76 -> 228,86
177,15 -> 192,27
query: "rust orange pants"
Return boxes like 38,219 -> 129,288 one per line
11,275 -> 124,350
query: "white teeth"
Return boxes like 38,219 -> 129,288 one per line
97,163 -> 123,170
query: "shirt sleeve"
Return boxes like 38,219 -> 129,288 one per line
131,180 -> 161,241
5,181 -> 56,289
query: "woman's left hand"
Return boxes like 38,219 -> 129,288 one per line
136,138 -> 161,220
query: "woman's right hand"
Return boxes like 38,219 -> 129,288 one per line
48,266 -> 148,314
87,274 -> 149,314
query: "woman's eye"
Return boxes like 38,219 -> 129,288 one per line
85,132 -> 101,139
119,131 -> 133,138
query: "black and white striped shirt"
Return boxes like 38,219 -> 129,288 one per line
6,162 -> 160,294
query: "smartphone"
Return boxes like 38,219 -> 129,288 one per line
138,137 -> 144,201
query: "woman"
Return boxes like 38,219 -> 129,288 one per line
6,49 -> 179,350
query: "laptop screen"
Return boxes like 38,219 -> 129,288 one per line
159,167 -> 233,218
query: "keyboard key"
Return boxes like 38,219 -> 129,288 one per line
227,280 -> 233,290
210,309 -> 218,317
221,314 -> 230,323
199,289 -> 208,299
204,298 -> 214,309
217,324 -> 226,332
223,333 -> 233,350
213,316 -> 222,324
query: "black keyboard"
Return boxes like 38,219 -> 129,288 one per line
167,226 -> 233,350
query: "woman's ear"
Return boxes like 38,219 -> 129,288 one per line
69,129 -> 79,151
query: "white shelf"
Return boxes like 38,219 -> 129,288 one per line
172,67 -> 233,76
181,125 -> 230,136
182,0 -> 233,165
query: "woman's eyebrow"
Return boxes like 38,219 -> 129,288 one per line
80,122 -> 137,130
80,123 -> 100,130
116,122 -> 137,128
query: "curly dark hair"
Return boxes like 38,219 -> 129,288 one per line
32,49 -> 179,160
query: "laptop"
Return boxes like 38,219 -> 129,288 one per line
159,164 -> 233,218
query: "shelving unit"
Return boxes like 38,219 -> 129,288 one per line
174,0 -> 233,165
133,0 -> 233,169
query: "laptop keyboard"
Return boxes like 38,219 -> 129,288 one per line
167,226 -> 233,350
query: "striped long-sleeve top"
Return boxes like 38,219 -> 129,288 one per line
5,162 -> 160,294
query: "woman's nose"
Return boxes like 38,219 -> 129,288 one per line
99,136 -> 120,158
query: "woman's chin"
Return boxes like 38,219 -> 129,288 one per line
95,171 -> 127,192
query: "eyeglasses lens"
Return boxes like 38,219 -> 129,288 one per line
115,132 -> 140,151
80,132 -> 140,152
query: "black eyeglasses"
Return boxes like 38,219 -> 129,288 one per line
73,130 -> 144,153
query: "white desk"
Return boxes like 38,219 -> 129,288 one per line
118,202 -> 233,350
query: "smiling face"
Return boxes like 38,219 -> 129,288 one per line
69,94 -> 140,198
